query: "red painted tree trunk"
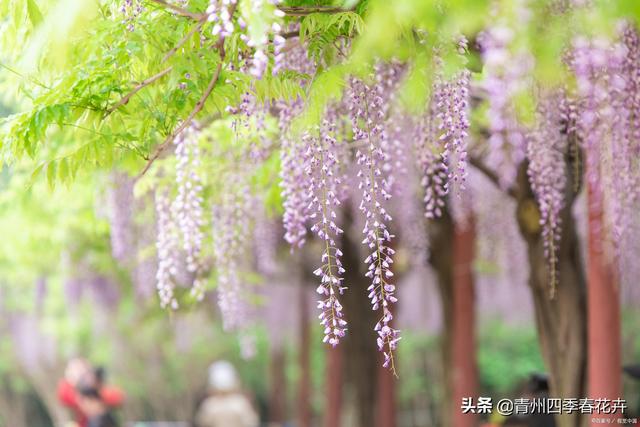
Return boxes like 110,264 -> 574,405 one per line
324,345 -> 344,427
429,210 -> 478,427
451,222 -> 478,427
587,179 -> 622,421
376,353 -> 397,427
298,285 -> 312,427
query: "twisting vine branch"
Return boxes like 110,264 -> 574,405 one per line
277,6 -> 356,16
105,66 -> 173,116
162,18 -> 206,63
147,0 -> 356,21
147,0 -> 203,19
138,62 -> 223,178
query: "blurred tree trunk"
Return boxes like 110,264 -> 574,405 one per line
340,208 -> 396,427
341,207 -> 391,427
269,348 -> 287,425
324,345 -> 344,427
27,371 -> 69,427
515,161 -> 587,427
586,179 -> 621,420
429,211 -> 478,427
451,221 -> 478,427
428,210 -> 454,427
0,381 -> 28,427
376,358 -> 397,427
298,284 -> 312,427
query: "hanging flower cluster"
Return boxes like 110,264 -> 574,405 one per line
278,43 -> 317,248
436,38 -> 471,196
120,0 -> 144,32
207,0 -> 238,38
107,172 -> 135,264
387,115 -> 430,264
239,0 -> 285,78
304,121 -> 348,347
479,24 -> 533,189
571,37 -> 626,248
211,176 -> 253,331
415,39 -> 471,221
154,190 -> 179,310
416,100 -> 449,220
527,92 -> 568,295
280,124 -> 309,248
348,76 -> 400,372
253,204 -> 280,277
173,126 -> 205,276
616,24 -> 640,238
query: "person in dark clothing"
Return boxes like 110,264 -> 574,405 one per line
76,383 -> 119,427
503,373 -> 556,427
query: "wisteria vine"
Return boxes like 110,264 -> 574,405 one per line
349,76 -> 400,372
304,121 -> 348,347
112,0 -> 640,374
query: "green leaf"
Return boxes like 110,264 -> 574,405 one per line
27,163 -> 45,188
45,161 -> 56,190
26,0 -> 44,27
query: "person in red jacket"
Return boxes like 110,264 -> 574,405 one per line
58,358 -> 125,427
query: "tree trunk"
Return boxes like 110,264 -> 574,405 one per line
268,348 -> 287,425
429,210 -> 479,427
324,345 -> 344,427
515,161 -> 587,427
428,210 -> 454,427
586,178 -> 621,421
341,209 -> 381,427
376,358 -> 397,427
298,284 -> 312,427
451,221 -> 478,427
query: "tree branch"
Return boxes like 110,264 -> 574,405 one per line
148,0 -> 355,20
162,18 -> 206,63
277,6 -> 356,16
147,0 -> 204,20
137,61 -> 223,179
105,66 -> 173,116
281,30 -> 299,39
137,3 -> 238,179
469,156 -> 519,199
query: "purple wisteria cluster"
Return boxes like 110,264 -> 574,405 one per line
571,36 -> 627,244
154,190 -> 179,310
617,24 -> 640,234
253,204 -> 280,277
570,26 -> 640,262
277,43 -> 316,248
239,0 -> 286,78
120,0 -> 144,32
348,77 -> 400,372
211,177 -> 253,331
479,25 -> 533,189
387,114 -> 430,264
207,0 -> 238,38
173,127 -> 205,271
279,103 -> 309,249
172,126 -> 207,300
436,39 -> 471,196
415,79 -> 448,220
107,172 -> 134,264
414,40 -> 471,222
527,92 -> 568,295
304,121 -> 348,347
